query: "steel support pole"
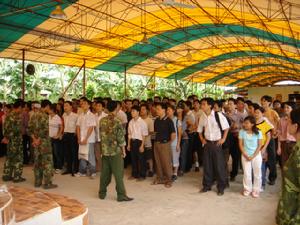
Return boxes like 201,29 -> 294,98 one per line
83,59 -> 86,97
124,65 -> 127,98
21,49 -> 25,100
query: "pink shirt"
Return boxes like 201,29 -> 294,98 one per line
278,116 -> 296,142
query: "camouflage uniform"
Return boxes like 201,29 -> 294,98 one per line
2,110 -> 23,180
99,114 -> 126,200
28,111 -> 54,186
276,141 -> 300,225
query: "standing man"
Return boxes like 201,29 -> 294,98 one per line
152,103 -> 176,188
198,98 -> 229,196
140,104 -> 154,177
99,100 -> 133,202
227,98 -> 247,181
28,100 -> 57,189
192,99 -> 204,169
94,100 -> 107,172
2,99 -> 26,182
127,105 -> 148,181
76,97 -> 96,178
62,101 -> 78,176
261,95 -> 280,185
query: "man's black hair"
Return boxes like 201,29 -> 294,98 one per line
261,95 -> 272,103
13,99 -> 23,109
228,98 -> 237,104
184,100 -> 192,109
155,102 -> 167,110
236,97 -> 245,103
131,105 -> 140,112
201,97 -> 214,109
252,103 -> 265,113
41,99 -> 52,108
107,100 -> 118,112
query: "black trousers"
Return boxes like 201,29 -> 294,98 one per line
22,135 -> 30,164
203,141 -> 227,191
186,133 -> 194,171
130,139 -> 146,178
62,133 -> 79,174
267,138 -> 277,182
229,133 -> 241,179
192,132 -> 203,166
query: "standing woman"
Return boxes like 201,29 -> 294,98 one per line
49,104 -> 63,173
276,107 -> 300,225
167,104 -> 182,181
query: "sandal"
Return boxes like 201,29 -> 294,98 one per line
151,179 -> 164,185
164,182 -> 172,188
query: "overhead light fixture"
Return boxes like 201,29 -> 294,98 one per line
73,43 -> 80,52
140,33 -> 149,44
186,49 -> 192,60
50,5 -> 67,20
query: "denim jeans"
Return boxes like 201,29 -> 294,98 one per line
79,143 -> 96,175
179,138 -> 189,172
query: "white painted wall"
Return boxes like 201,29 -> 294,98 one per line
247,86 -> 300,103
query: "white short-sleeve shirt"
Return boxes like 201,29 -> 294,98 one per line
143,117 -> 154,148
49,114 -> 62,138
128,117 -> 148,141
117,110 -> 128,124
63,112 -> 78,133
95,111 -> 108,142
197,110 -> 229,141
76,110 -> 96,143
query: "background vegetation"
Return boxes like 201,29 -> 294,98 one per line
0,59 -> 228,103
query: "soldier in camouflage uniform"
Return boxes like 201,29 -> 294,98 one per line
99,100 -> 133,202
28,100 -> 57,189
2,99 -> 26,182
276,107 -> 300,225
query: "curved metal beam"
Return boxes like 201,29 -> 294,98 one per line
228,71 -> 299,86
242,75 -> 300,88
205,63 -> 300,84
96,24 -> 300,72
167,51 -> 300,80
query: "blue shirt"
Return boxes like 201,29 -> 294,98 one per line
239,129 -> 262,156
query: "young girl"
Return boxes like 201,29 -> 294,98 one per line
239,116 -> 263,198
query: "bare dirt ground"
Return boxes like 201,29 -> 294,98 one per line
0,158 -> 279,225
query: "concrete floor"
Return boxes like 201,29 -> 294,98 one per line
0,159 -> 280,225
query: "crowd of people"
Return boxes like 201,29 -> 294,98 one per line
0,94 -> 299,220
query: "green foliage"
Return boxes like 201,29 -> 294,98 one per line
0,59 -> 226,103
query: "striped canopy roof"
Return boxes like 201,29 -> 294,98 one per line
1,0 -> 300,88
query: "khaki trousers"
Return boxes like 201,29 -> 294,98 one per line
154,142 -> 173,183
94,142 -> 102,172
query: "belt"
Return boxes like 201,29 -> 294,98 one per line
205,140 -> 219,144
64,132 -> 75,134
286,141 -> 296,144
131,139 -> 142,142
156,140 -> 169,144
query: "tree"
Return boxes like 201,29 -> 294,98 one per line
0,58 -> 225,103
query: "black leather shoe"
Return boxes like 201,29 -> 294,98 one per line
43,184 -> 58,189
13,177 -> 26,183
99,194 -> 106,200
62,171 -> 71,175
200,187 -> 211,193
268,180 -> 275,185
117,196 -> 134,202
2,176 -> 13,182
34,183 -> 42,188
217,190 -> 224,196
